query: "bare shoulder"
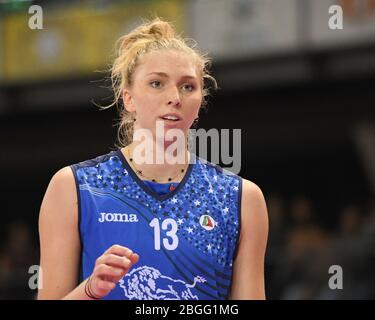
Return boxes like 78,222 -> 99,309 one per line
241,178 -> 264,200
49,166 -> 76,194
240,178 -> 268,235
40,167 -> 78,230
241,179 -> 267,212
43,167 -> 77,205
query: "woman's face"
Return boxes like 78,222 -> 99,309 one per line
123,49 -> 202,143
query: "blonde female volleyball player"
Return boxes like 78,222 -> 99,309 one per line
38,17 -> 268,300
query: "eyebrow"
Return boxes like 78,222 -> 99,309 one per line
146,72 -> 197,80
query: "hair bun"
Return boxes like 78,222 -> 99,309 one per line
140,18 -> 175,40
119,18 -> 176,52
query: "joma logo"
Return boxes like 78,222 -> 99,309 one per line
98,212 -> 139,223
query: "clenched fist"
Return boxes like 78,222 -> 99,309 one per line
86,244 -> 139,299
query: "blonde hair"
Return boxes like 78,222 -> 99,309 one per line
102,17 -> 218,148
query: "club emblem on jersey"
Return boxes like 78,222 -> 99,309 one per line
199,214 -> 215,230
119,266 -> 206,300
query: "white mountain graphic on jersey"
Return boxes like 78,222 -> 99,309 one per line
119,265 -> 206,300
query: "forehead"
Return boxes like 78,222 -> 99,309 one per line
135,49 -> 198,78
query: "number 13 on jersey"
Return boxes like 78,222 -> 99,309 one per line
149,218 -> 179,250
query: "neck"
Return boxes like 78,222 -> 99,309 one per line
123,140 -> 190,183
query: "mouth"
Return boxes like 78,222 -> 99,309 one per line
159,113 -> 182,122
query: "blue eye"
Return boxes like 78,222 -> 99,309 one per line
183,84 -> 195,92
150,80 -> 162,88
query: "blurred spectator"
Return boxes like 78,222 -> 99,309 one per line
267,193 -> 287,246
362,199 -> 375,235
285,196 -> 329,265
0,221 -> 38,299
280,196 -> 331,299
337,205 -> 363,236
325,204 -> 374,299
265,193 -> 287,299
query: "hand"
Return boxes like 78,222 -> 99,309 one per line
87,244 -> 139,299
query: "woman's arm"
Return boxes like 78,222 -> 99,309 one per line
229,179 -> 269,300
38,167 -> 82,299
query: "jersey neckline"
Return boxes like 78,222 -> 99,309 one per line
115,149 -> 195,202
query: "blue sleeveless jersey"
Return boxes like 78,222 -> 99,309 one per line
70,150 -> 242,300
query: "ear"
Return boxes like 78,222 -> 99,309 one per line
122,89 -> 136,113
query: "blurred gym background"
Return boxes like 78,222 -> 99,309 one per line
0,0 -> 374,299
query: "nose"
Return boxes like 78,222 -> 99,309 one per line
167,86 -> 181,107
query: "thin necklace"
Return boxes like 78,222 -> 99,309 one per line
125,146 -> 189,184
